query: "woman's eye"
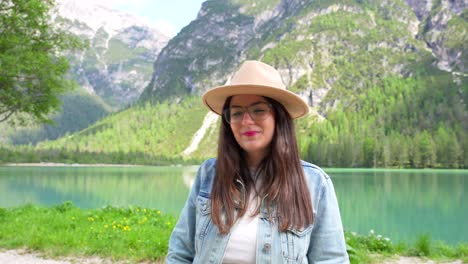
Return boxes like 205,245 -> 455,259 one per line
253,108 -> 266,113
231,111 -> 244,117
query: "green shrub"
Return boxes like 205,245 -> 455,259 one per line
413,233 -> 431,256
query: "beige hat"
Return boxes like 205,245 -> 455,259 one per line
202,60 -> 309,119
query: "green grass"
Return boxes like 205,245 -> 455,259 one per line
0,202 -> 176,262
346,230 -> 468,263
0,203 -> 466,263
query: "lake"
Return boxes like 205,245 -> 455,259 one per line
0,165 -> 466,245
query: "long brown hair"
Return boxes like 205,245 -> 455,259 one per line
211,96 -> 313,234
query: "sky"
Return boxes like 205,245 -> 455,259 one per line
86,0 -> 206,36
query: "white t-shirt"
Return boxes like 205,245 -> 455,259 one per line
222,193 -> 259,264
223,170 -> 261,264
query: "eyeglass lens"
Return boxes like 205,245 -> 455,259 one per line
224,102 -> 271,124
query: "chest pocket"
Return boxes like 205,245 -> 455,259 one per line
280,225 -> 313,264
195,194 -> 212,251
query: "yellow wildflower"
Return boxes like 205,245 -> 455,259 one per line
139,217 -> 148,224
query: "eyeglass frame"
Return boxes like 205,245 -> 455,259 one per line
222,101 -> 273,124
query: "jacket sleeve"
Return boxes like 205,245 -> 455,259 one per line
307,175 -> 349,264
165,166 -> 202,263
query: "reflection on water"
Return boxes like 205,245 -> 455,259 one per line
0,166 -> 466,244
328,169 -> 467,245
182,166 -> 198,189
0,166 -> 197,214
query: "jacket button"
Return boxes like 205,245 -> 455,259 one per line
263,243 -> 271,251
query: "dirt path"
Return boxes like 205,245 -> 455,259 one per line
381,256 -> 463,263
0,249 -> 115,264
0,249 -> 463,263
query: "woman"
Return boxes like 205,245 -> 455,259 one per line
166,61 -> 349,263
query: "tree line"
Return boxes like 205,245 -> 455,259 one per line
298,74 -> 466,169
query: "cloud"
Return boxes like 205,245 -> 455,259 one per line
153,20 -> 176,36
101,0 -> 153,9
84,0 -> 133,6
134,14 -> 176,36
78,0 -> 178,36
80,0 -> 147,10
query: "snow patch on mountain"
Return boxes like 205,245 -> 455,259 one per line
55,0 -> 169,51
182,112 -> 219,156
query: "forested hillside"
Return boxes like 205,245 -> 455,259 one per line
296,71 -> 466,168
2,0 -> 466,168
0,91 -> 110,145
0,97 -> 208,165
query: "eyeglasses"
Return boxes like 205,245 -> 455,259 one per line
223,102 -> 273,124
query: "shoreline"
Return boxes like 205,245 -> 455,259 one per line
2,162 -> 147,167
2,163 -> 465,170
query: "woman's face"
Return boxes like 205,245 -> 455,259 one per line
228,95 -> 275,164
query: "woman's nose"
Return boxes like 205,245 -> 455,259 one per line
241,111 -> 255,124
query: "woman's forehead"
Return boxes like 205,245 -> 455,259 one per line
230,95 -> 266,106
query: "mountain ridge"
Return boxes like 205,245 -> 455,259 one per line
141,0 -> 466,105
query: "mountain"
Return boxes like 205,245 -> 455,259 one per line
55,0 -> 170,109
141,0 -> 466,105
405,0 -> 466,72
0,0 -> 171,145
4,0 -> 467,168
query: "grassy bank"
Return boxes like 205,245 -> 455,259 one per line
0,203 -> 466,263
0,202 -> 175,262
345,230 -> 467,263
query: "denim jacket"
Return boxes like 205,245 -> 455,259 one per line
166,158 -> 349,264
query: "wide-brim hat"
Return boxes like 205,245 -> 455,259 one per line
202,60 -> 309,119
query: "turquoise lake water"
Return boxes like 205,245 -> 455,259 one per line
0,166 -> 466,245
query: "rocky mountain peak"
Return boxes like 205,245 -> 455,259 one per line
404,0 -> 467,73
56,0 -> 168,38
55,0 -> 170,109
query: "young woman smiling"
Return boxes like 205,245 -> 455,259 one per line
166,60 -> 349,264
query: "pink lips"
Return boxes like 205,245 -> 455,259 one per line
242,131 -> 258,137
